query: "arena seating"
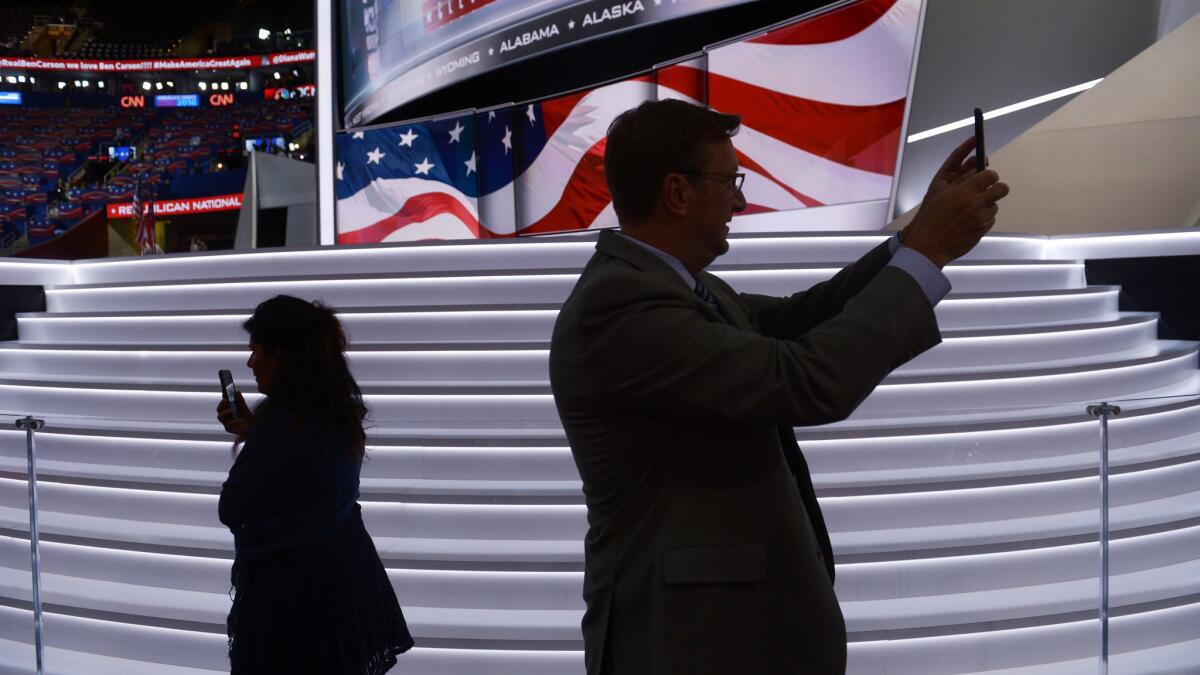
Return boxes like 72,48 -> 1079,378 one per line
0,100 -> 311,251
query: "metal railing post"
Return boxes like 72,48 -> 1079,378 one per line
15,416 -> 46,675
1086,402 -> 1120,675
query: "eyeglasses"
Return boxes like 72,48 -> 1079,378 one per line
680,171 -> 745,192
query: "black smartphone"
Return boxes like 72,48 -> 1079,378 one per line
973,108 -> 986,172
218,369 -> 240,419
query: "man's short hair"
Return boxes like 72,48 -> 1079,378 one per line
605,99 -> 741,225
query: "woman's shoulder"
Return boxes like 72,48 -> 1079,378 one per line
251,402 -> 299,430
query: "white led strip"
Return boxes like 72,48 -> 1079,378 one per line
907,78 -> 1104,143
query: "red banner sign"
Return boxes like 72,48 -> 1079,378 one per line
107,194 -> 243,218
264,84 -> 315,100
0,50 -> 313,73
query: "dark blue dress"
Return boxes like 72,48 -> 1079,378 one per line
219,404 -> 413,674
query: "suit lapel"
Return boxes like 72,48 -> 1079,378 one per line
595,230 -> 751,329
698,271 -> 754,331
595,230 -> 693,292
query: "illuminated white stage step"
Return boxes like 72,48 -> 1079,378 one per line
41,260 -> 1085,314
0,396 -> 1195,505
1,530 -> 1196,637
0,314 -> 1164,385
850,602 -> 1200,674
0,543 -> 1196,656
0,605 -> 225,672
15,287 -> 1123,345
0,639 -> 221,675
64,233 -> 1047,286
3,603 -> 1196,675
1,343 -> 1194,427
2,458 -> 1198,563
0,394 -> 1193,503
2,523 -> 1196,621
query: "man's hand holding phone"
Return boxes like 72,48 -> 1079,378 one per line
901,110 -> 1007,269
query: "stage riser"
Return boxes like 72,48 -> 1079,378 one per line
848,603 -> 1200,674
43,264 -> 1085,314
0,319 -> 1163,383
3,407 -> 1198,493
14,288 -> 1121,345
0,605 -> 228,671
1,526 -> 1195,610
1,232 -> 1196,673
4,403 -> 1193,480
65,236 -> 1047,287
2,461 -> 1196,544
1,354 -> 1193,425
0,601 -> 1195,675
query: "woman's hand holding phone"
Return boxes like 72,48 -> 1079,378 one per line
217,388 -> 254,436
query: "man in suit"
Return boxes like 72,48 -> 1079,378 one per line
549,99 -> 1008,674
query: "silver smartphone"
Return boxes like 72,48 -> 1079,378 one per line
218,369 -> 240,418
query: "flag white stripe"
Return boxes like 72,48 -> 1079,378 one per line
707,0 -> 919,107
337,176 -> 477,236
589,201 -> 618,230
742,166 -> 808,211
378,213 -> 478,242
655,81 -> 806,212
478,182 -> 516,236
516,79 -> 654,229
734,124 -> 893,205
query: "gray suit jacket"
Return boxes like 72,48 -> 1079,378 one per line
550,230 -> 941,674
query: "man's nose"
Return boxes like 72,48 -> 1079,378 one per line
733,186 -> 747,213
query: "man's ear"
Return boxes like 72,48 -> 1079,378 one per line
661,173 -> 692,218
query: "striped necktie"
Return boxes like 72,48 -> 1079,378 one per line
693,277 -> 719,309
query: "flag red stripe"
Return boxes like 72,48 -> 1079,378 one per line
735,150 -> 824,208
708,71 -> 903,175
539,91 -> 588,141
747,0 -> 896,45
520,137 -> 611,235
656,63 -> 706,103
338,191 -> 481,244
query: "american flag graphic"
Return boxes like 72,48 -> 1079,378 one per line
132,176 -> 157,254
334,0 -> 919,243
514,76 -> 654,235
476,104 -> 517,237
701,0 -> 920,216
335,112 -> 480,243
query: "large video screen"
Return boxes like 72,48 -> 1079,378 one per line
340,0 -> 754,127
335,0 -> 922,244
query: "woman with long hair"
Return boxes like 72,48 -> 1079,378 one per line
216,295 -> 412,674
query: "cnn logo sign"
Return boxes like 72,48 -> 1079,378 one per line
209,93 -> 235,107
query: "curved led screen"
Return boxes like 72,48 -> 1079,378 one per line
340,0 -> 754,127
335,0 -> 923,243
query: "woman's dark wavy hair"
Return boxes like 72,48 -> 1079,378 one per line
240,295 -> 369,461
